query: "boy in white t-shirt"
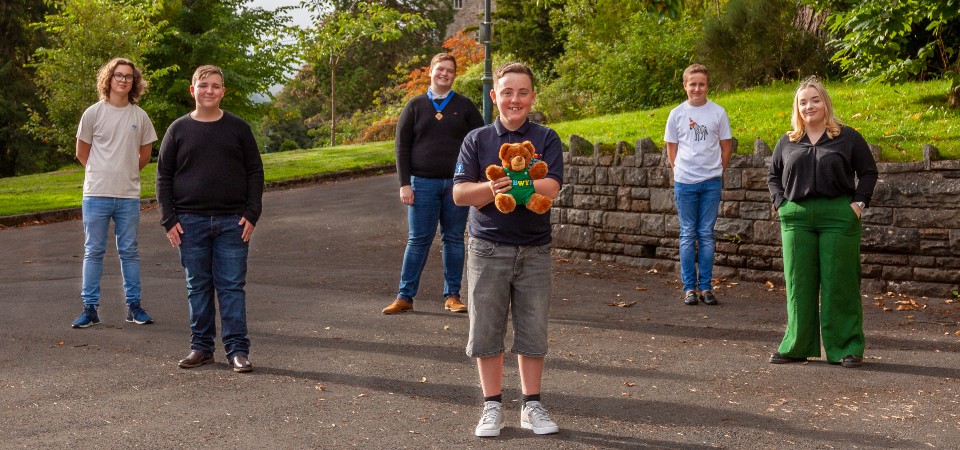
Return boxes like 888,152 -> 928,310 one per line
72,57 -> 157,328
663,64 -> 732,306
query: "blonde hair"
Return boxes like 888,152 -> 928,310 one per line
96,57 -> 146,104
192,65 -> 225,86
788,76 -> 842,142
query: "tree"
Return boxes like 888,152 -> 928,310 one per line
493,0 -> 566,79
301,1 -> 431,146
26,0 -> 163,155
143,0 -> 296,133
807,0 -> 960,107
0,0 -> 57,177
397,29 -> 484,100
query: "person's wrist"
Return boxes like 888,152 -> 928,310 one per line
854,201 -> 865,210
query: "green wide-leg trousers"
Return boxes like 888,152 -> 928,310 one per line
777,197 -> 865,363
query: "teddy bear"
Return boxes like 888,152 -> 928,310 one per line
485,141 -> 552,214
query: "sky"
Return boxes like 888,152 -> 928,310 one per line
247,0 -> 313,30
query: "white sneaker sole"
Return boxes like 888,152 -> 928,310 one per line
475,423 -> 504,437
521,420 -> 559,435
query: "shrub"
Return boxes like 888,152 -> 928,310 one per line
541,10 -> 700,121
279,139 -> 300,151
699,0 -> 836,88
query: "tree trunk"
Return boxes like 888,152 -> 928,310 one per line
330,61 -> 337,147
949,77 -> 959,109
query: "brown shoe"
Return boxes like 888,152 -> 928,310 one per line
382,298 -> 413,315
178,351 -> 213,369
444,296 -> 467,313
231,354 -> 253,373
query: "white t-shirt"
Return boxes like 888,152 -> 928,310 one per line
663,99 -> 732,184
77,101 -> 158,198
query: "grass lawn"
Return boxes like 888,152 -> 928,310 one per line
550,79 -> 959,162
0,142 -> 393,217
2,80 -> 957,218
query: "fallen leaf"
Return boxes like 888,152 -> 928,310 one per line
443,325 -> 450,331
883,307 -> 893,312
419,377 -> 427,383
315,384 -> 326,391
607,301 -> 637,308
624,381 -> 636,387
621,392 -> 632,397
635,287 -> 647,291
764,281 -> 775,289
56,341 -> 65,346
646,269 -> 658,274
357,393 -> 368,398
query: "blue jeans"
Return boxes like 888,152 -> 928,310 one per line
81,196 -> 142,306
177,214 -> 250,359
674,177 -> 722,292
397,176 -> 468,301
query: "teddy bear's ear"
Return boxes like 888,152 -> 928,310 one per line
499,143 -> 513,160
522,141 -> 535,156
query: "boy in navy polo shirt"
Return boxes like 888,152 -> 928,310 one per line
453,62 -> 563,437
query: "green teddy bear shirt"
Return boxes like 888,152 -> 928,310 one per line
505,167 -> 535,204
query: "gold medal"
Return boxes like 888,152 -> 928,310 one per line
435,112 -> 443,120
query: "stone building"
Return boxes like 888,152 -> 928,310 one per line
447,0 -> 494,37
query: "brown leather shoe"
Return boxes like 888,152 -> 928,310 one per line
231,354 -> 252,373
444,296 -> 467,313
382,298 -> 413,315
178,351 -> 213,369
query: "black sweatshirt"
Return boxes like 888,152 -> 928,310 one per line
767,125 -> 878,210
395,91 -> 483,186
156,111 -> 264,231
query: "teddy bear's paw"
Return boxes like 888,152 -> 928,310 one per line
495,193 -> 517,213
528,161 -> 548,179
526,194 -> 552,214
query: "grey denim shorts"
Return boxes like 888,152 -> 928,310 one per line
465,237 -> 552,358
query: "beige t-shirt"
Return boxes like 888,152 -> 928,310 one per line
77,101 -> 158,198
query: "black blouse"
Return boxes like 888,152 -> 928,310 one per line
767,125 -> 878,209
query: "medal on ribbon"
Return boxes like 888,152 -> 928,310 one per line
428,89 -> 453,121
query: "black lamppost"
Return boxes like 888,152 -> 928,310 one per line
481,0 -> 493,124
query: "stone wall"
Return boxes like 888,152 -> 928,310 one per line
551,135 -> 960,297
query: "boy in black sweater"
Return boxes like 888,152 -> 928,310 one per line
383,53 -> 484,315
156,65 -> 264,373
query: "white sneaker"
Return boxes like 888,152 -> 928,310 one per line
520,401 -> 559,434
474,401 -> 505,437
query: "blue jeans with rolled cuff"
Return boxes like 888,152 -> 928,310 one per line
177,213 -> 250,359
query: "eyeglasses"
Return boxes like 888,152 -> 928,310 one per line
113,73 -> 134,83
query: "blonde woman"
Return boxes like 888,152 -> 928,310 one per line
766,77 -> 878,368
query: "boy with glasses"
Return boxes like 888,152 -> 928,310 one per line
72,57 -> 157,328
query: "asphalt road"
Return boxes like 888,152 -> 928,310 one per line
1,174 -> 958,448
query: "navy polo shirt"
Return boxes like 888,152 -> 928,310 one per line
454,119 -> 564,246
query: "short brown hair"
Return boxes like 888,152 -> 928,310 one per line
192,65 -> 225,86
96,57 -> 146,104
493,62 -> 535,87
682,64 -> 710,84
430,53 -> 457,72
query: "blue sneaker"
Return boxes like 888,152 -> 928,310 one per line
126,303 -> 153,325
72,305 -> 101,328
